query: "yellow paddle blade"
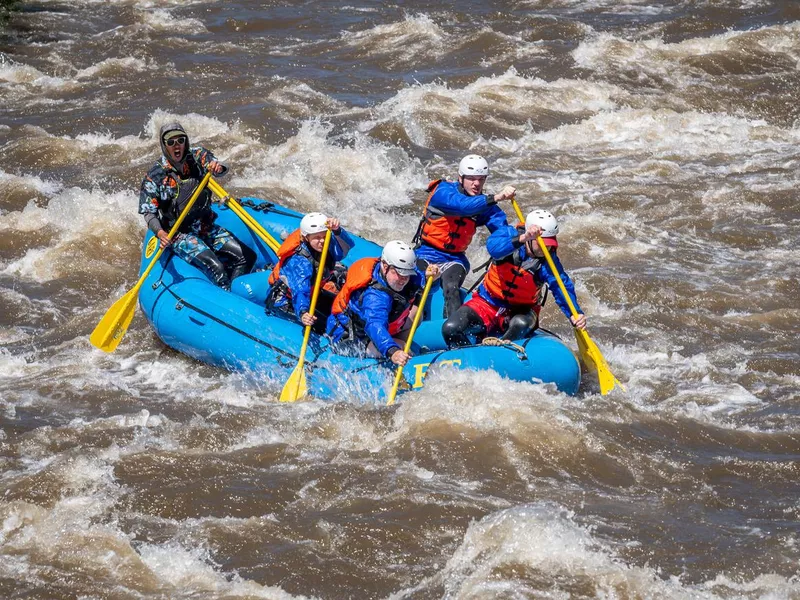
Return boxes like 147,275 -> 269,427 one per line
574,328 -> 625,395
89,287 -> 139,353
280,362 -> 307,402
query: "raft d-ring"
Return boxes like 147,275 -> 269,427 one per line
175,301 -> 184,311
276,355 -> 297,368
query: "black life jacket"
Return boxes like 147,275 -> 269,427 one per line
161,155 -> 214,233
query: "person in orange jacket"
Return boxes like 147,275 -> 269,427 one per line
442,209 -> 586,347
414,154 -> 516,318
267,212 -> 354,332
327,241 -> 440,365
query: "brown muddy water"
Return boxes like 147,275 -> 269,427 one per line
1,1 -> 800,598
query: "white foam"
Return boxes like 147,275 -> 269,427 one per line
265,82 -> 348,120
574,21 -> 800,82
517,0 -> 680,13
140,8 -> 208,34
0,58 -> 66,88
0,495 -> 149,594
67,409 -> 156,431
138,542 -> 308,598
1,187 -> 141,282
341,14 -> 449,68
670,383 -> 764,423
0,348 -> 29,381
0,170 -> 63,198
362,68 -> 627,148
394,500 -> 800,598
88,350 -> 276,422
521,108 -> 799,158
396,502 -> 661,598
603,339 -> 778,429
0,460 -> 306,597
391,366 -> 581,440
230,118 -> 427,242
73,130 -> 151,152
75,56 -> 151,80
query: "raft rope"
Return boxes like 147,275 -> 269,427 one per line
481,337 -> 527,358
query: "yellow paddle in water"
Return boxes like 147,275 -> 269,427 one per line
387,273 -> 435,406
90,171 -> 212,353
208,178 -> 280,253
511,199 -> 623,394
280,228 -> 332,402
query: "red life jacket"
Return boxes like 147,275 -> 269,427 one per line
331,257 -> 417,335
417,179 -> 478,254
268,229 -> 337,294
483,249 -> 542,307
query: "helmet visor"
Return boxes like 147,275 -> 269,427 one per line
393,266 -> 416,277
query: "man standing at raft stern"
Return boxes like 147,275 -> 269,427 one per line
442,209 -> 586,347
138,122 -> 254,290
414,154 -> 516,318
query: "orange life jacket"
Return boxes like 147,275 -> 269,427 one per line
268,229 -> 337,293
416,179 -> 478,254
483,250 -> 542,307
331,257 -> 417,335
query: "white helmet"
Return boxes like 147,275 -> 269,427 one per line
458,154 -> 489,177
525,210 -> 559,239
300,212 -> 328,235
381,240 -> 417,276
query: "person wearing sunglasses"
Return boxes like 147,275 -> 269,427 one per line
327,241 -> 440,365
138,122 -> 254,290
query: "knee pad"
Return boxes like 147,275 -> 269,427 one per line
218,239 -> 253,280
503,312 -> 537,340
441,317 -> 469,347
193,250 -> 231,290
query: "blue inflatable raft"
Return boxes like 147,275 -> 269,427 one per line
137,198 -> 581,401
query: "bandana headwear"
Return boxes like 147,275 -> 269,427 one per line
158,122 -> 189,169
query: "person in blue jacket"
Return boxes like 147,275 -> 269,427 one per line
442,209 -> 586,347
267,212 -> 354,333
327,241 -> 440,365
414,154 -> 516,319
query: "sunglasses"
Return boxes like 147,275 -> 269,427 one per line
388,265 -> 412,277
164,136 -> 186,147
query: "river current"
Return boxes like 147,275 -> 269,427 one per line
1,1 -> 799,598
